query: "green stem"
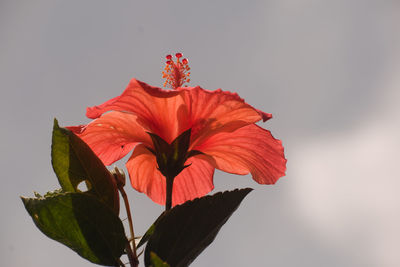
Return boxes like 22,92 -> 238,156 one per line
165,176 -> 174,211
125,242 -> 137,267
114,184 -> 137,267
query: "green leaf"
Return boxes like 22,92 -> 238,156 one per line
170,128 -> 191,162
150,252 -> 170,267
138,223 -> 156,249
144,188 -> 253,267
21,192 -> 126,266
147,132 -> 170,158
137,212 -> 166,249
146,129 -> 197,179
51,119 -> 119,213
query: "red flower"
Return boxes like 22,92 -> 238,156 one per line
69,53 -> 286,206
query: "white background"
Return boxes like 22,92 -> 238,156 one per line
1,1 -> 399,266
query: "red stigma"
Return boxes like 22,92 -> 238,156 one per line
162,52 -> 191,89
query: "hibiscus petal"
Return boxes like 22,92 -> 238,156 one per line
66,125 -> 86,134
126,144 -> 215,206
85,79 -> 270,146
177,87 -> 268,147
73,111 -> 152,166
257,109 -> 272,122
171,154 -> 215,205
85,79 -> 186,143
126,145 -> 165,205
195,124 -> 287,184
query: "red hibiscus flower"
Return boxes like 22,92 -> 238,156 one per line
69,53 -> 286,208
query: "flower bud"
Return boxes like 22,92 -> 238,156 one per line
111,166 -> 126,188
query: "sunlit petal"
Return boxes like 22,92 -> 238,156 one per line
196,124 -> 286,184
74,111 -> 152,165
127,145 -> 215,206
177,87 -> 268,147
86,79 -> 186,143
172,154 -> 215,206
126,144 -> 166,205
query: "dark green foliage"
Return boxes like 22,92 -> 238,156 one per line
146,129 -> 202,179
51,119 -> 119,213
21,192 -> 126,266
150,252 -> 171,267
144,188 -> 253,267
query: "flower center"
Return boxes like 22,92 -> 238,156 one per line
162,52 -> 191,89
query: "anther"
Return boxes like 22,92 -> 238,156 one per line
162,52 -> 191,89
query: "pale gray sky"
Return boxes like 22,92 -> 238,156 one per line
1,1 -> 400,266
